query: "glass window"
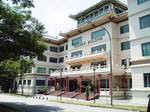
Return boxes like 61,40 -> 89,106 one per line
66,44 -> 68,50
91,29 -> 105,41
37,55 -> 47,62
37,67 -> 46,74
59,46 -> 64,52
36,80 -> 45,86
143,73 -> 150,87
101,79 -> 109,88
99,8 -> 103,15
94,10 -> 98,17
138,0 -> 150,4
86,15 -> 89,21
50,46 -> 58,52
121,59 -> 127,66
115,8 -> 123,14
49,57 -> 57,63
23,80 -> 26,85
81,17 -> 85,23
142,42 -> 150,56
90,13 -> 94,19
49,68 -> 56,74
120,24 -> 129,34
91,44 -> 106,53
27,80 -> 31,85
104,5 -> 109,12
72,37 -> 82,46
71,50 -> 82,58
59,57 -> 64,63
121,41 -> 130,51
139,14 -> 150,29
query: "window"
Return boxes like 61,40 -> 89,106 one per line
59,57 -> 64,63
142,42 -> 150,56
121,41 -> 130,51
121,59 -> 127,66
115,8 -> 123,14
27,80 -> 31,85
81,17 -> 85,23
72,37 -> 82,46
37,67 -> 46,74
90,13 -> 94,19
59,46 -> 64,52
144,73 -> 150,87
104,5 -> 109,12
71,50 -> 82,58
139,14 -> 150,29
50,46 -> 58,52
37,55 -> 47,62
36,80 -> 45,86
120,24 -> 129,34
138,0 -> 150,4
91,44 -> 106,53
23,80 -> 26,85
99,8 -> 103,15
19,80 -> 22,85
49,68 -> 56,74
91,29 -> 105,41
86,15 -> 89,21
101,79 -> 109,88
49,57 -> 57,63
66,44 -> 68,50
94,10 -> 98,17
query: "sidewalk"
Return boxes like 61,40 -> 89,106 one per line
33,94 -> 148,107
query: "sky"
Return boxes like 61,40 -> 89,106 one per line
31,0 -> 127,38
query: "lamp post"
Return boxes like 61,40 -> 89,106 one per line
100,27 -> 113,106
93,65 -> 96,103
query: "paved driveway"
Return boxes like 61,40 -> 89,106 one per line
0,94 -> 137,112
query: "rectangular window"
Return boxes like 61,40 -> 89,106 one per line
49,57 -> 57,63
104,5 -> 109,12
59,57 -> 64,63
91,29 -> 105,41
99,8 -> 103,15
144,73 -> 150,87
121,59 -> 127,66
27,80 -> 31,85
94,10 -> 98,17
23,80 -> 26,85
90,13 -> 94,19
91,44 -> 106,54
37,55 -> 47,62
71,50 -> 82,58
37,67 -> 46,74
50,46 -> 58,52
72,37 -> 82,46
138,0 -> 150,4
120,24 -> 129,34
100,79 -> 109,88
66,44 -> 68,50
121,41 -> 130,51
59,46 -> 64,52
139,14 -> 150,29
36,80 -> 45,86
142,42 -> 150,56
49,68 -> 56,74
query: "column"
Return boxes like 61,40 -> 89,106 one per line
97,75 -> 101,95
54,78 -> 57,91
79,76 -> 83,93
108,74 -> 112,95
65,77 -> 69,92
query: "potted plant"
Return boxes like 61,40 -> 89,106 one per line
43,86 -> 48,95
84,85 -> 91,100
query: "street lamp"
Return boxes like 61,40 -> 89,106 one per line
100,27 -> 113,106
93,65 -> 96,103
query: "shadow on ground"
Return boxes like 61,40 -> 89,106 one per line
0,102 -> 64,112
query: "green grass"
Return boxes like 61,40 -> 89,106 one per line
49,99 -> 147,112
0,104 -> 20,112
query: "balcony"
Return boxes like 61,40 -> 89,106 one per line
50,65 -> 110,77
65,50 -> 107,64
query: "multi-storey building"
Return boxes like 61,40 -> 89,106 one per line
17,0 -> 150,101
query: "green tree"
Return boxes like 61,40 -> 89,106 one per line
0,0 -> 47,61
0,59 -> 20,93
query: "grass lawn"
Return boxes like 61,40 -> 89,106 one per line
50,99 -> 147,112
0,104 -> 20,112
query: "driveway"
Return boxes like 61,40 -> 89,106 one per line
0,94 -> 137,112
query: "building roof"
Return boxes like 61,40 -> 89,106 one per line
69,0 -> 127,20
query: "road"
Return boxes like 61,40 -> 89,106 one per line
0,94 -> 136,112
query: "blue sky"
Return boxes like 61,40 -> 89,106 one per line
32,0 -> 127,38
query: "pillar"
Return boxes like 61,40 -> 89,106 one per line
97,75 -> 101,95
108,74 -> 112,95
54,78 -> 57,91
79,76 -> 83,93
65,77 -> 69,92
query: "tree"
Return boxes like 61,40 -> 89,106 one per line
0,59 -> 20,93
19,58 -> 34,95
0,0 -> 47,61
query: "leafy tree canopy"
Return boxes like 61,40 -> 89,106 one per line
0,0 -> 47,61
